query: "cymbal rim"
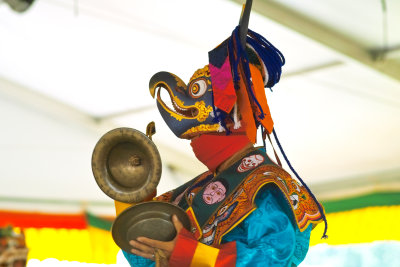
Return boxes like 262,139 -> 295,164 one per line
111,201 -> 192,251
91,127 -> 162,203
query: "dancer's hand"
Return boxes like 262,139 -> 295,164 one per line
129,215 -> 183,261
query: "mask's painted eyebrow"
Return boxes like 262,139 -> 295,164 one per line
175,86 -> 186,95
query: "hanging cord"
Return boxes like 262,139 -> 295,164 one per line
262,127 -> 282,167
272,128 -> 328,239
229,26 -> 266,120
261,127 -> 267,150
247,29 -> 285,88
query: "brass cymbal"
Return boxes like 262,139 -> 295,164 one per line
111,201 -> 191,251
91,127 -> 162,203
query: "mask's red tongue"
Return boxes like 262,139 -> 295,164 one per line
190,134 -> 251,172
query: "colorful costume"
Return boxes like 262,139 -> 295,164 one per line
124,25 -> 327,266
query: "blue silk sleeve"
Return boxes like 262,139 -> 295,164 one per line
221,187 -> 312,267
122,250 -> 155,267
123,186 -> 311,267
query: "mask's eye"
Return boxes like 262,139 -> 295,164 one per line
189,79 -> 207,98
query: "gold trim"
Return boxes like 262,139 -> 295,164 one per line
157,87 -> 212,122
190,65 -> 210,82
181,123 -> 220,137
195,101 -> 213,122
186,207 -> 203,240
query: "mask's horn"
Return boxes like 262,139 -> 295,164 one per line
239,0 -> 253,48
149,71 -> 186,98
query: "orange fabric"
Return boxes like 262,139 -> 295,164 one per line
236,64 -> 274,143
250,64 -> 274,133
236,72 -> 257,143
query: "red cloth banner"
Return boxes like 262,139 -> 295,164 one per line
0,210 -> 87,229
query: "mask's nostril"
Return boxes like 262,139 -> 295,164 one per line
191,109 -> 199,117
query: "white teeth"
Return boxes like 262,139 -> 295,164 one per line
160,87 -> 195,117
172,99 -> 185,112
173,102 -> 186,114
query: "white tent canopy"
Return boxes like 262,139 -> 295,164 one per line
0,0 -> 399,216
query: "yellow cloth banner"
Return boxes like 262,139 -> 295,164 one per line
310,205 -> 400,246
24,226 -> 119,264
21,205 -> 400,263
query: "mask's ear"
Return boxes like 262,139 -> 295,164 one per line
149,72 -> 186,98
